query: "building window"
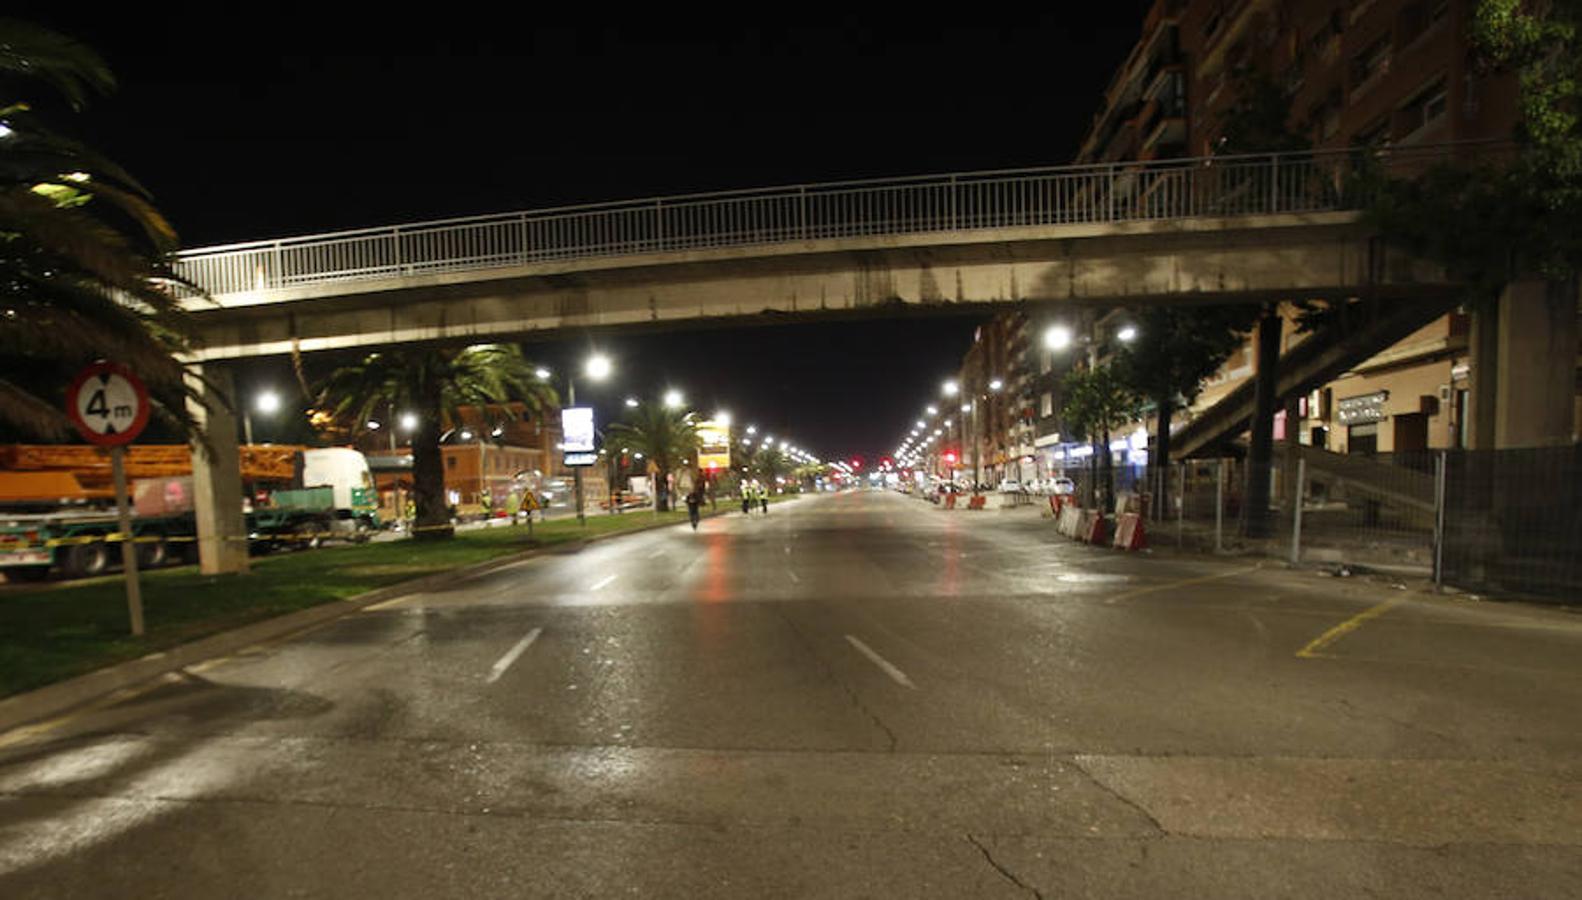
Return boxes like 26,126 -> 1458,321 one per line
1311,10 -> 1344,62
1397,75 -> 1448,138
1397,0 -> 1449,49
1350,35 -> 1392,95
1353,115 -> 1391,148
1041,393 -> 1054,418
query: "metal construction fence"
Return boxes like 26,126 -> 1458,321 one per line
171,142 -> 1500,299
1049,445 -> 1579,602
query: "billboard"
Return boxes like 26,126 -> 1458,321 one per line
562,407 -> 595,467
697,419 -> 730,472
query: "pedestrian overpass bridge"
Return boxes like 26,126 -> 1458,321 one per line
174,147 -> 1458,361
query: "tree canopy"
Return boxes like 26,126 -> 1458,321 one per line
0,18 -> 199,439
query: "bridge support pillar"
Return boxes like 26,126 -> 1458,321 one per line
1243,307 -> 1282,538
1469,279 -> 1578,449
185,363 -> 250,575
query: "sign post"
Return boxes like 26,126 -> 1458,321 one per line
561,405 -> 597,526
67,362 -> 151,636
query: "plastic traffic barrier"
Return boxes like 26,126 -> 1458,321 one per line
1112,512 -> 1147,551
1057,505 -> 1083,537
967,494 -> 987,510
1078,510 -> 1107,545
944,493 -> 958,509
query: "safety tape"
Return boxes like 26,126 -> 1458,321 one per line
1,518 -> 518,550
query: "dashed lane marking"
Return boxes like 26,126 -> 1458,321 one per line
845,635 -> 917,690
486,627 -> 543,684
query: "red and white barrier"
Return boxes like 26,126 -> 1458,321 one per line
967,494 -> 987,510
1112,512 -> 1147,551
1057,505 -> 1082,537
1078,510 -> 1106,545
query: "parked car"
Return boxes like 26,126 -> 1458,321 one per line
997,479 -> 1025,493
1046,476 -> 1077,496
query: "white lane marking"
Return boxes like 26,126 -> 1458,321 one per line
590,574 -> 619,591
786,570 -> 801,584
486,627 -> 543,684
844,635 -> 917,690
647,548 -> 666,559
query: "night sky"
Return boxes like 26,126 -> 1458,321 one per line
16,6 -> 1151,461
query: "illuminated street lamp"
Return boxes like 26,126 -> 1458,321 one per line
243,389 -> 283,444
1043,324 -> 1073,351
989,379 -> 1004,392
663,389 -> 684,409
585,354 -> 613,381
926,405 -> 939,416
1117,324 -> 1138,343
625,397 -> 639,407
942,380 -> 959,397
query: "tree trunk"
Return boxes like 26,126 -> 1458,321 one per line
1100,423 -> 1115,516
410,401 -> 454,541
1154,395 -> 1174,521
1244,308 -> 1281,538
655,464 -> 671,512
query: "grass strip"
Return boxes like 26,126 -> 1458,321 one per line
0,507 -> 709,698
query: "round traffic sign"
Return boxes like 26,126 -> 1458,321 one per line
66,362 -> 151,446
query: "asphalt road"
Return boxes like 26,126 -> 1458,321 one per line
2,490 -> 1580,898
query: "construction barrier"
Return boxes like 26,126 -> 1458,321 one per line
1057,505 -> 1083,538
1112,512 -> 1147,551
944,493 -> 958,509
1078,510 -> 1106,545
967,495 -> 987,510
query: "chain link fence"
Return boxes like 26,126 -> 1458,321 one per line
1115,447 -> 1580,602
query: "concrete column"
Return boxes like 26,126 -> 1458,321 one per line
1243,307 -> 1282,538
1494,279 -> 1578,449
1281,395 -> 1302,510
185,363 -> 250,574
1467,304 -> 1500,450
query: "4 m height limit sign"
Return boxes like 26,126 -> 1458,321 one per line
66,362 -> 152,636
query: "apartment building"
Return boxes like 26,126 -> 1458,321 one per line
1079,0 -> 1520,456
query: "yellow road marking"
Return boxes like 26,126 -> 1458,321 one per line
1101,565 -> 1263,605
1296,596 -> 1409,659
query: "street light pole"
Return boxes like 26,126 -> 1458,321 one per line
569,376 -> 585,527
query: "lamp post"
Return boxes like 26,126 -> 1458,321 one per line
242,389 -> 281,445
547,353 -> 612,527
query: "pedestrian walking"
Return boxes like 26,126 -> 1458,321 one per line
760,482 -> 769,515
740,481 -> 752,515
677,465 -> 700,530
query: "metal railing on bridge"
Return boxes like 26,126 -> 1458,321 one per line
173,143 -> 1493,298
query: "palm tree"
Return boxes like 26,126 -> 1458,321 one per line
318,344 -> 556,539
0,19 -> 202,439
606,403 -> 698,512
749,443 -> 788,491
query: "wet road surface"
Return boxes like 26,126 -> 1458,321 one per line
2,490 -> 1580,897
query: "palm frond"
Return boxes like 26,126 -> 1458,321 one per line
0,19 -> 115,110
